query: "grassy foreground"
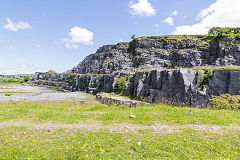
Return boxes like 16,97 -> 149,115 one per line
0,98 -> 239,159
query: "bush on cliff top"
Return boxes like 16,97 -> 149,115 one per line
46,70 -> 57,74
208,27 -> 240,35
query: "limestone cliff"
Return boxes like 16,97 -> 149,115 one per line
31,34 -> 240,107
72,35 -> 240,74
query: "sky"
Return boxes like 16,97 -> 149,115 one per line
0,0 -> 239,74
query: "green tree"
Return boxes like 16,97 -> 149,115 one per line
131,34 -> 136,40
23,76 -> 30,82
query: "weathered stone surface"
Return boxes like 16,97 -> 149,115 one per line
124,69 -> 240,107
72,36 -> 240,74
30,35 -> 240,107
31,69 -> 240,107
96,93 -> 150,107
73,42 -> 131,74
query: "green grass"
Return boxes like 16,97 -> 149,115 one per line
0,76 -> 30,84
0,101 -> 239,125
0,126 -> 239,160
0,77 -> 24,84
0,99 -> 239,159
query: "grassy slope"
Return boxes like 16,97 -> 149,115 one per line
0,98 -> 239,159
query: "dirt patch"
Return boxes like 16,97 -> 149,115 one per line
1,120 -> 239,133
0,84 -> 87,102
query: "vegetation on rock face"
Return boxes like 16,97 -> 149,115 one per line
198,70 -> 213,90
210,94 -> 240,110
65,69 -> 75,75
115,75 -> 129,95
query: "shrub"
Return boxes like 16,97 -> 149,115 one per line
210,94 -> 240,110
131,34 -> 136,40
23,76 -> 30,82
198,70 -> 213,90
46,70 -> 57,74
115,75 -> 129,95
167,63 -> 173,69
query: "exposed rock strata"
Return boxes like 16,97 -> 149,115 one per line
31,35 -> 240,107
72,36 -> 240,74
31,69 -> 240,107
96,93 -> 150,107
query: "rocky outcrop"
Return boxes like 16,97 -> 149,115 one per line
72,35 -> 240,74
31,68 -> 240,107
31,34 -> 240,107
72,43 -> 132,74
31,72 -> 133,94
124,69 -> 240,107
96,93 -> 150,107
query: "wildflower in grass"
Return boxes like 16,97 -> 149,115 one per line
28,158 -> 32,160
82,146 -> 85,149
32,140 -> 35,142
86,154 -> 88,158
19,146 -> 22,149
100,148 -> 103,152
224,158 -> 230,160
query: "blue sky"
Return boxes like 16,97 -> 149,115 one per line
0,0 -> 239,74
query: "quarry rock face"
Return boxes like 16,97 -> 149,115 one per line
72,43 -> 132,74
124,69 -> 240,107
31,35 -> 240,107
31,69 -> 240,107
72,36 -> 240,74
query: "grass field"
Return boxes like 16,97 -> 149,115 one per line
0,95 -> 239,159
0,76 -> 30,84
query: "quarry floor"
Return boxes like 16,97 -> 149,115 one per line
0,83 -> 87,102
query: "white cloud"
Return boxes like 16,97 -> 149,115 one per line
163,10 -> 178,26
3,18 -> 32,31
163,17 -> 174,26
62,26 -> 94,49
154,24 -> 160,28
129,0 -> 156,17
171,10 -> 178,16
173,0 -> 240,35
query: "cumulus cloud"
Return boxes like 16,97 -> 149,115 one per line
129,0 -> 156,17
154,24 -> 160,28
62,26 -> 94,49
163,10 -> 178,26
171,10 -> 178,16
163,17 -> 174,26
173,0 -> 240,35
3,18 -> 32,31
